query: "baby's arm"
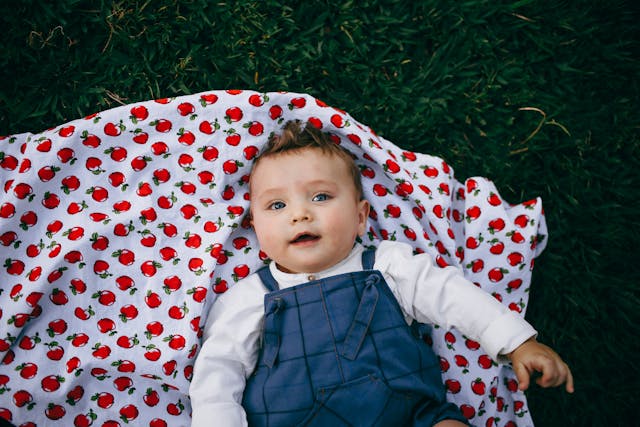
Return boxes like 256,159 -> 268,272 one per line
190,277 -> 265,427
507,337 -> 574,393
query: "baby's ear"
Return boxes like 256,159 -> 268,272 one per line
357,199 -> 370,235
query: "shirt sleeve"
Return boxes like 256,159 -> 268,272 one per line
189,275 -> 265,427
374,240 -> 537,361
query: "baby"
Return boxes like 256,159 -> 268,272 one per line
190,121 -> 573,426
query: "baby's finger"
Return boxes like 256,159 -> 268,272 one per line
512,363 -> 531,391
564,364 -> 575,393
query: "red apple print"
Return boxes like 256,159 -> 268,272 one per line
514,214 -> 531,228
459,404 -> 475,420
233,264 -> 250,281
93,259 -> 112,277
96,289 -> 116,306
466,236 -> 482,249
181,204 -> 200,221
18,362 -> 38,379
141,260 -> 162,277
92,343 -> 112,359
38,165 -> 59,182
42,192 -> 61,209
140,207 -> 158,223
199,93 -> 219,106
146,321 -> 164,338
0,231 -> 18,247
507,251 -> 525,266
144,388 -> 160,407
163,360 -> 177,376
153,119 -> 173,132
177,101 -> 195,116
289,97 -> 306,109
165,334 -> 186,350
248,93 -> 265,106
19,210 -> 38,229
444,331 -> 457,349
213,278 -> 229,294
97,317 -> 116,333
112,200 -> 131,213
384,204 -> 401,218
265,104 -> 283,121
223,159 -> 242,174
13,389 -> 34,408
0,153 -> 18,170
115,275 -> 135,292
422,166 -> 439,178
74,306 -> 94,321
198,120 -> 217,134
41,374 -> 64,392
13,182 -> 33,200
488,218 -> 505,233
246,121 -> 264,136
47,318 -> 68,335
489,240 -> 504,255
144,344 -> 161,361
93,392 -> 115,409
145,291 -> 162,308
178,129 -> 196,145
478,354 -> 494,369
468,258 -> 484,273
5,258 -> 25,275
168,302 -> 189,320
465,338 -> 481,350
117,334 -> 139,348
0,202 -> 15,218
225,107 -> 243,123
471,378 -> 486,395
330,114 -> 346,128
130,105 -> 149,121
159,222 -> 178,237
120,403 -> 139,422
163,275 -> 183,293
120,306 -> 139,322
166,400 -> 185,416
45,342 -> 64,361
445,379 -> 461,394
45,403 -> 66,420
36,138 -> 52,152
159,246 -> 178,262
507,278 -> 523,292
487,192 -> 502,206
509,301 -> 524,313
437,182 -> 450,196
395,180 -> 414,197
466,206 -> 481,221
509,230 -> 525,244
66,356 -> 82,374
439,356 -> 450,373
384,159 -> 400,174
104,121 -> 124,137
189,286 -> 207,303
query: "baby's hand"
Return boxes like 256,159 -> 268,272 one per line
507,338 -> 574,393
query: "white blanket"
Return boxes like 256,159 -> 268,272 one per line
0,90 -> 545,426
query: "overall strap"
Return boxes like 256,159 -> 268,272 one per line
361,248 -> 376,270
257,266 -> 279,292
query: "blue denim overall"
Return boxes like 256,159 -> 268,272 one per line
242,250 -> 467,426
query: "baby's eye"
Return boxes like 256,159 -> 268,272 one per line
312,193 -> 330,202
269,201 -> 286,210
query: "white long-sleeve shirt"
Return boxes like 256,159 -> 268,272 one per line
190,241 -> 536,426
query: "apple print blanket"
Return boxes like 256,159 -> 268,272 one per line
0,90 -> 546,426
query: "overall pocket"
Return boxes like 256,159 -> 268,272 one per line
297,372 -> 418,427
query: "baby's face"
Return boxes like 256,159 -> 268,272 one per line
250,148 -> 369,274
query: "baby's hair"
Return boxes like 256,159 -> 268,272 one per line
252,120 -> 364,200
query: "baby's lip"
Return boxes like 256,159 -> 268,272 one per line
290,232 -> 320,244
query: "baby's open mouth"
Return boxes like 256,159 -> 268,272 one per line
291,233 -> 320,244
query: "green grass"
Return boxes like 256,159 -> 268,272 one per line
1,0 -> 639,424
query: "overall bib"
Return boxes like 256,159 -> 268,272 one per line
242,250 -> 467,426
